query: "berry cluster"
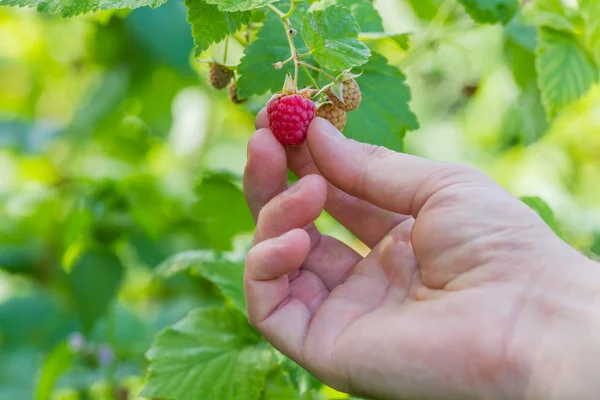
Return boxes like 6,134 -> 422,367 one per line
208,63 -> 247,104
207,63 -> 362,147
266,73 -> 362,146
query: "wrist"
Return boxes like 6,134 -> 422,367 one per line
510,248 -> 600,400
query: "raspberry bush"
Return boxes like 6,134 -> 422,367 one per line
0,0 -> 599,399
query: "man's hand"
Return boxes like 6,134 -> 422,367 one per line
243,113 -> 600,400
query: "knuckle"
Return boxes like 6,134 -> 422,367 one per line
356,144 -> 396,195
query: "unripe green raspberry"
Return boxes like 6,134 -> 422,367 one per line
325,79 -> 362,112
316,103 -> 346,131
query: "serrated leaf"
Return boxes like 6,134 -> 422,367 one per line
580,0 -> 600,64
204,0 -> 277,12
522,0 -> 575,32
536,28 -> 599,118
457,0 -> 518,24
237,5 -> 311,98
141,307 -> 274,400
301,5 -> 370,72
185,0 -> 250,56
520,196 -> 563,238
69,249 -> 124,332
310,0 -> 384,32
0,0 -> 168,17
156,250 -> 246,314
344,53 -> 418,152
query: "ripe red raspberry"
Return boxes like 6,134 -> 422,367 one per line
267,94 -> 315,146
209,63 -> 233,90
325,79 -> 362,112
316,103 -> 346,131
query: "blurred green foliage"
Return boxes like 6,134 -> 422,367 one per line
0,0 -> 599,399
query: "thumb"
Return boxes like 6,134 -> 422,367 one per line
306,118 -> 493,217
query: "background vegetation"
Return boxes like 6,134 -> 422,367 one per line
0,0 -> 599,398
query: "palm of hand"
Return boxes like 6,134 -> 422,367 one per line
244,116 -> 562,400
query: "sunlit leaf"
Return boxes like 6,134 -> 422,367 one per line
0,0 -> 168,17
141,307 -> 274,400
185,0 -> 250,56
35,342 -> 74,400
520,196 -> 563,238
301,5 -> 370,72
204,0 -> 277,12
457,0 -> 518,24
156,250 -> 246,313
536,28 -> 599,117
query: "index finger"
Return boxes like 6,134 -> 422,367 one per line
255,108 -> 408,248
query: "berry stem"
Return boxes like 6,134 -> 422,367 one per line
301,64 -> 320,90
223,36 -> 229,64
233,32 -> 247,47
300,62 -> 337,83
266,3 -> 300,85
266,4 -> 285,18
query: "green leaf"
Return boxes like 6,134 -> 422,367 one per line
590,232 -> 600,257
504,17 -> 538,89
520,196 -> 563,238
344,53 -> 419,152
536,28 -> 599,118
69,249 -> 124,332
35,342 -> 74,400
204,0 -> 276,12
0,293 -> 76,349
406,0 -> 445,21
457,0 -> 518,24
522,0 -> 575,32
156,250 -> 246,314
501,82 -> 549,147
237,5 -> 311,98
0,0 -> 168,17
301,5 -> 371,72
141,307 -> 274,400
260,370 -> 297,399
310,0 -> 384,32
580,0 -> 600,64
359,32 -> 412,51
185,0 -> 250,56
193,172 -> 255,251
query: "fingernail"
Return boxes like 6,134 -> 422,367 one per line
284,177 -> 305,196
318,117 -> 344,139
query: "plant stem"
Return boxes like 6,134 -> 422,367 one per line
266,4 -> 285,18
223,36 -> 229,64
233,32 -> 248,47
300,62 -> 337,82
266,3 -> 300,84
301,64 -> 320,90
281,1 -> 296,19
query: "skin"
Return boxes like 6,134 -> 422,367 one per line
243,112 -> 600,400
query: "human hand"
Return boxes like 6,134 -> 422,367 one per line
243,113 -> 600,400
